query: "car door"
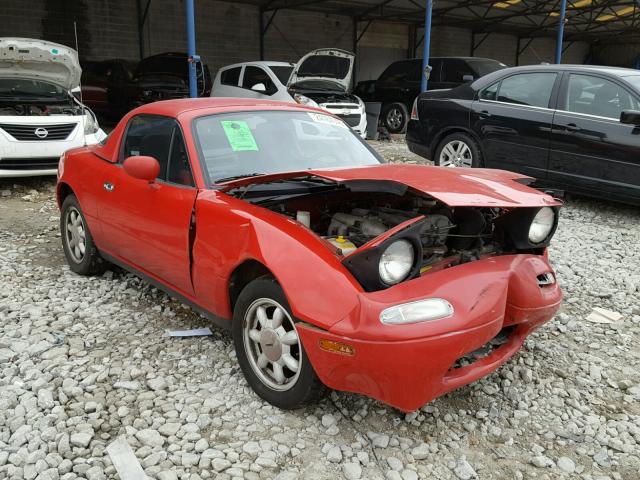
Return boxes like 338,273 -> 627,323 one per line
470,70 -> 560,178
97,114 -> 197,295
549,72 -> 640,200
373,60 -> 421,106
240,66 -> 279,99
212,66 -> 243,97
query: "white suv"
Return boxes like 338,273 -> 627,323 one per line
0,38 -> 107,178
212,49 -> 367,138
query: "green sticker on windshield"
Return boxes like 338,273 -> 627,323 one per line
221,120 -> 258,151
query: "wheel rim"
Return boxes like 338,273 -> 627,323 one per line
386,108 -> 404,130
439,140 -> 473,167
65,207 -> 87,263
243,298 -> 302,392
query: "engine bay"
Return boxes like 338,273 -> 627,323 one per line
263,186 -> 501,270
0,101 -> 83,116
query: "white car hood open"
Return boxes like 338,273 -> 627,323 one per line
288,48 -> 354,92
0,38 -> 81,90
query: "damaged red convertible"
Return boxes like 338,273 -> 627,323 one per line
56,98 -> 562,412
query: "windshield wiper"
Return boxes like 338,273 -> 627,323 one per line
214,173 -> 264,184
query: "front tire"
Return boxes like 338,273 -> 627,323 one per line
232,277 -> 323,409
382,102 -> 408,133
60,195 -> 106,276
434,132 -> 482,168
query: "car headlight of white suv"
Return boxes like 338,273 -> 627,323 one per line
293,93 -> 319,108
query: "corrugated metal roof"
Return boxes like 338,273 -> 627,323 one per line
239,1 -> 640,42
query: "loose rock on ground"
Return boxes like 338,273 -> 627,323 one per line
1,142 -> 639,479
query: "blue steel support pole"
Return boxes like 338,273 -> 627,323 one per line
421,0 -> 433,92
555,0 -> 567,64
186,0 -> 198,98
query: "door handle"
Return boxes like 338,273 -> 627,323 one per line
103,182 -> 114,192
565,123 -> 580,132
479,110 -> 492,119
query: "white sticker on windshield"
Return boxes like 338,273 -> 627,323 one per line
307,112 -> 348,128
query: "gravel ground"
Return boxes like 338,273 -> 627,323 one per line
1,142 -> 639,480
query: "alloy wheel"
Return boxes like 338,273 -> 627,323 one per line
439,140 -> 473,167
243,298 -> 302,391
386,108 -> 404,131
65,207 -> 87,263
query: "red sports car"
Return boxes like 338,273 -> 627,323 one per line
56,98 -> 562,412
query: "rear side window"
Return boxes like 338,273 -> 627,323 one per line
442,59 -> 474,83
496,73 -> 557,108
565,74 -> 640,119
269,65 -> 294,85
379,61 -> 414,82
428,59 -> 442,83
242,66 -> 277,95
220,67 -> 241,86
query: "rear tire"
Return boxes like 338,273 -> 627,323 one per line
382,102 -> 408,134
60,195 -> 106,276
434,132 -> 482,168
232,277 -> 323,409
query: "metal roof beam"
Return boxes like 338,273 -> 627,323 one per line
264,0 -> 331,12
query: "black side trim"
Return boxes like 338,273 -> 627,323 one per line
100,252 -> 231,332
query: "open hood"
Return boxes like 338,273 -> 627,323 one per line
0,38 -> 81,90
218,164 -> 562,208
288,48 -> 354,92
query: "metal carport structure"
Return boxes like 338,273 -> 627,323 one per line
171,0 -> 640,95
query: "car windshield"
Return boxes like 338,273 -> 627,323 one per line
269,65 -> 294,85
466,59 -> 507,77
0,79 -> 68,99
193,110 -> 382,184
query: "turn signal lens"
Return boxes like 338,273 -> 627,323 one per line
319,339 -> 355,356
380,298 -> 454,325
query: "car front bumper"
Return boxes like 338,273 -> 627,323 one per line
297,253 -> 562,412
0,126 -> 106,178
320,103 -> 368,139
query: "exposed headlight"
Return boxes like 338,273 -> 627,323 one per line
528,207 -> 555,244
83,112 -> 99,134
380,298 -> 454,325
293,93 -> 319,107
379,239 -> 414,285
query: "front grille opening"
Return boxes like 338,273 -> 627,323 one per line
0,123 -> 77,141
0,157 -> 60,170
449,325 -> 516,370
335,114 -> 361,127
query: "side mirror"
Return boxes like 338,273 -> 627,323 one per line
70,86 -> 82,99
251,83 -> 267,92
620,110 -> 640,125
123,155 -> 160,182
462,74 -> 475,82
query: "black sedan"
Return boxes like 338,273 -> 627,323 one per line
407,64 -> 640,205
